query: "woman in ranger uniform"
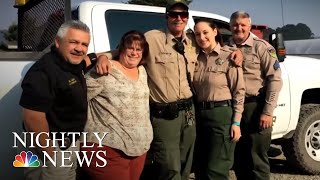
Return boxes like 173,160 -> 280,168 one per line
192,18 -> 245,180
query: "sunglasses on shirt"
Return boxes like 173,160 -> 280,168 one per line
167,11 -> 189,19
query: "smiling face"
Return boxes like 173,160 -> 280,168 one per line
230,17 -> 251,44
166,5 -> 189,37
55,28 -> 90,65
194,21 -> 218,53
119,41 -> 143,69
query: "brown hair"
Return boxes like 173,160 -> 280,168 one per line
194,17 -> 224,46
117,30 -> 149,64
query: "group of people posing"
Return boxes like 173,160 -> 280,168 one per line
20,0 -> 282,180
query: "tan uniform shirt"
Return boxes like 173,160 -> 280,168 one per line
144,29 -> 198,103
193,43 -> 245,121
229,33 -> 283,116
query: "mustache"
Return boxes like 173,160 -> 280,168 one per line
234,29 -> 243,33
71,51 -> 84,56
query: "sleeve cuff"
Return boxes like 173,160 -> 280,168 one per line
233,112 -> 242,122
263,104 -> 275,116
20,91 -> 51,112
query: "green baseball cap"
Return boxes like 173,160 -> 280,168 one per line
166,0 -> 189,13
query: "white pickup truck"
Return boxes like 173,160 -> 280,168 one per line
1,0 -> 320,179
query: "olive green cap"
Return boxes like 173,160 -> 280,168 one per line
166,0 -> 189,13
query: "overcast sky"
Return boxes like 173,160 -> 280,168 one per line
1,0 -> 320,36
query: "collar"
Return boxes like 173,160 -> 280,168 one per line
230,32 -> 254,47
200,43 -> 221,55
165,29 -> 189,45
51,46 -> 86,75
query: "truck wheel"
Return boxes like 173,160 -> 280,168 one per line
282,104 -> 320,174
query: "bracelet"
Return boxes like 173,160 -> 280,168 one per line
233,121 -> 241,126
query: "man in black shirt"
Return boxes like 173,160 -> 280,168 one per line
19,20 -> 90,180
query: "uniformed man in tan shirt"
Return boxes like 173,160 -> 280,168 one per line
192,17 -> 245,180
141,2 -> 198,179
229,11 -> 283,180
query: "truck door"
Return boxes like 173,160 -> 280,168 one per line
272,63 -> 291,139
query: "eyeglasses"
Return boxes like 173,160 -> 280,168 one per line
126,47 -> 143,54
167,11 -> 189,19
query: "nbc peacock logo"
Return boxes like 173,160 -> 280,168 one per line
13,151 -> 40,167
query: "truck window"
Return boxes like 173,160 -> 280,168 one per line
192,16 -> 232,44
105,10 -> 166,49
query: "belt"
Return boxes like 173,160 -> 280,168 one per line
176,98 -> 193,110
198,100 -> 231,110
151,98 -> 193,111
245,96 -> 258,103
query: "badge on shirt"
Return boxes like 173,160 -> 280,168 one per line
268,47 -> 277,58
187,42 -> 195,52
244,47 -> 252,54
215,58 -> 225,65
68,78 -> 77,86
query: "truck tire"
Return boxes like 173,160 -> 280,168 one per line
282,104 -> 320,174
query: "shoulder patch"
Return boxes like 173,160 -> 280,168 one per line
273,60 -> 280,70
268,47 -> 277,58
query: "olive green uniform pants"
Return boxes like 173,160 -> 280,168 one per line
147,107 -> 196,180
234,101 -> 272,180
194,106 -> 236,180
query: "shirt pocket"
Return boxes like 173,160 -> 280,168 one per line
243,54 -> 260,71
56,79 -> 83,108
207,64 -> 228,73
206,65 -> 228,86
154,52 -> 176,77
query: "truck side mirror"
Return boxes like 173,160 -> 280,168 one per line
269,33 -> 286,62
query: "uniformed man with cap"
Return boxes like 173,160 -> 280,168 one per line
144,1 -> 198,179
228,11 -> 283,180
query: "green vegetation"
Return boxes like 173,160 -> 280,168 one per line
268,23 -> 314,40
4,23 -> 18,42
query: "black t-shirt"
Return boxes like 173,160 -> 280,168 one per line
20,47 -> 87,133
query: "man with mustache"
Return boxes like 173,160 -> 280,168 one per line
20,20 -> 91,180
229,11 -> 283,180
